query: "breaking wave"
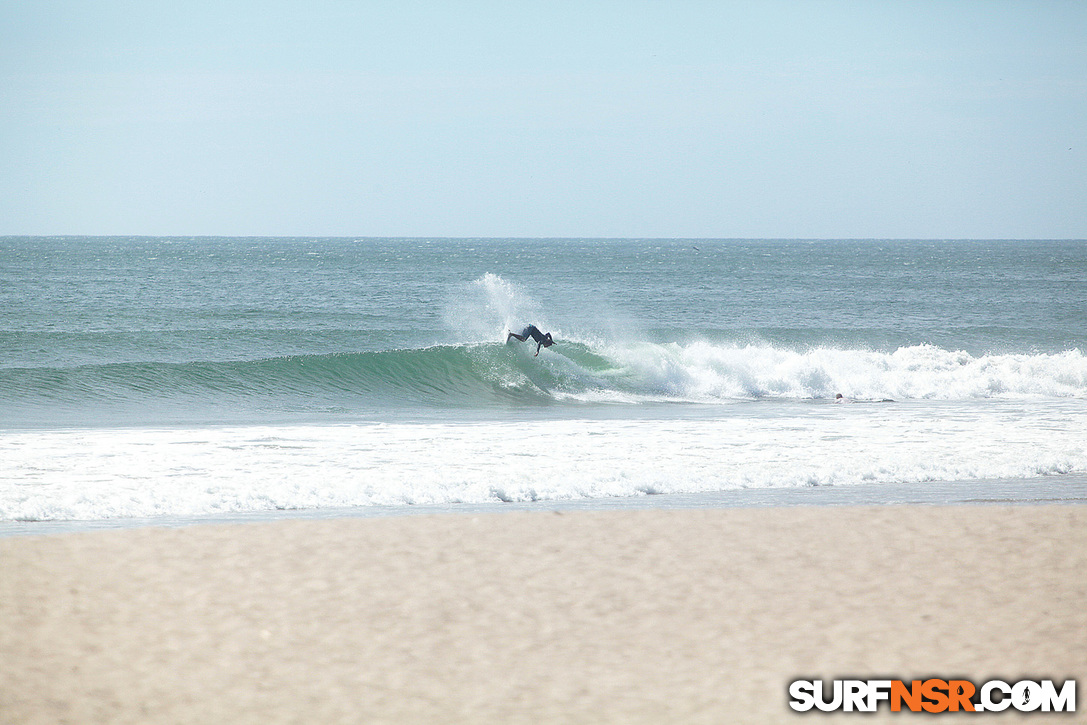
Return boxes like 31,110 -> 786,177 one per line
3,340 -> 1085,412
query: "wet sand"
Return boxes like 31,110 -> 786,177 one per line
1,505 -> 1084,723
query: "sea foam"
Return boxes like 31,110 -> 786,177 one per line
3,400 -> 1085,521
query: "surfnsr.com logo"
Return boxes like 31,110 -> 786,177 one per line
788,679 -> 1076,713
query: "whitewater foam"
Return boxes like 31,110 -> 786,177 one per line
3,399 -> 1085,522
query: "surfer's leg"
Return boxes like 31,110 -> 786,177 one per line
507,331 -> 527,342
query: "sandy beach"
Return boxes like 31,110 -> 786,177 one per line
1,505 -> 1084,723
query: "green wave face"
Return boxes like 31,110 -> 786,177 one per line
0,341 -> 634,414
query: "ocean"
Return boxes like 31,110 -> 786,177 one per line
2,237 -> 1086,528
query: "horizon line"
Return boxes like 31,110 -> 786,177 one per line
3,234 -> 1086,242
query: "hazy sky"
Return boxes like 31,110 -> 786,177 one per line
2,1 -> 1085,238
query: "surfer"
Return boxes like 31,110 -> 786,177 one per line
507,324 -> 554,356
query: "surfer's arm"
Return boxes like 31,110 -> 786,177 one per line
535,342 -> 542,356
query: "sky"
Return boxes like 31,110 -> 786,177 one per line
1,1 -> 1085,238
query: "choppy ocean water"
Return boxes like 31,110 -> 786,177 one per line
2,237 -> 1085,524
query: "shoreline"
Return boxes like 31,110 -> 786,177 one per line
2,504 -> 1084,723
3,472 -> 1086,538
